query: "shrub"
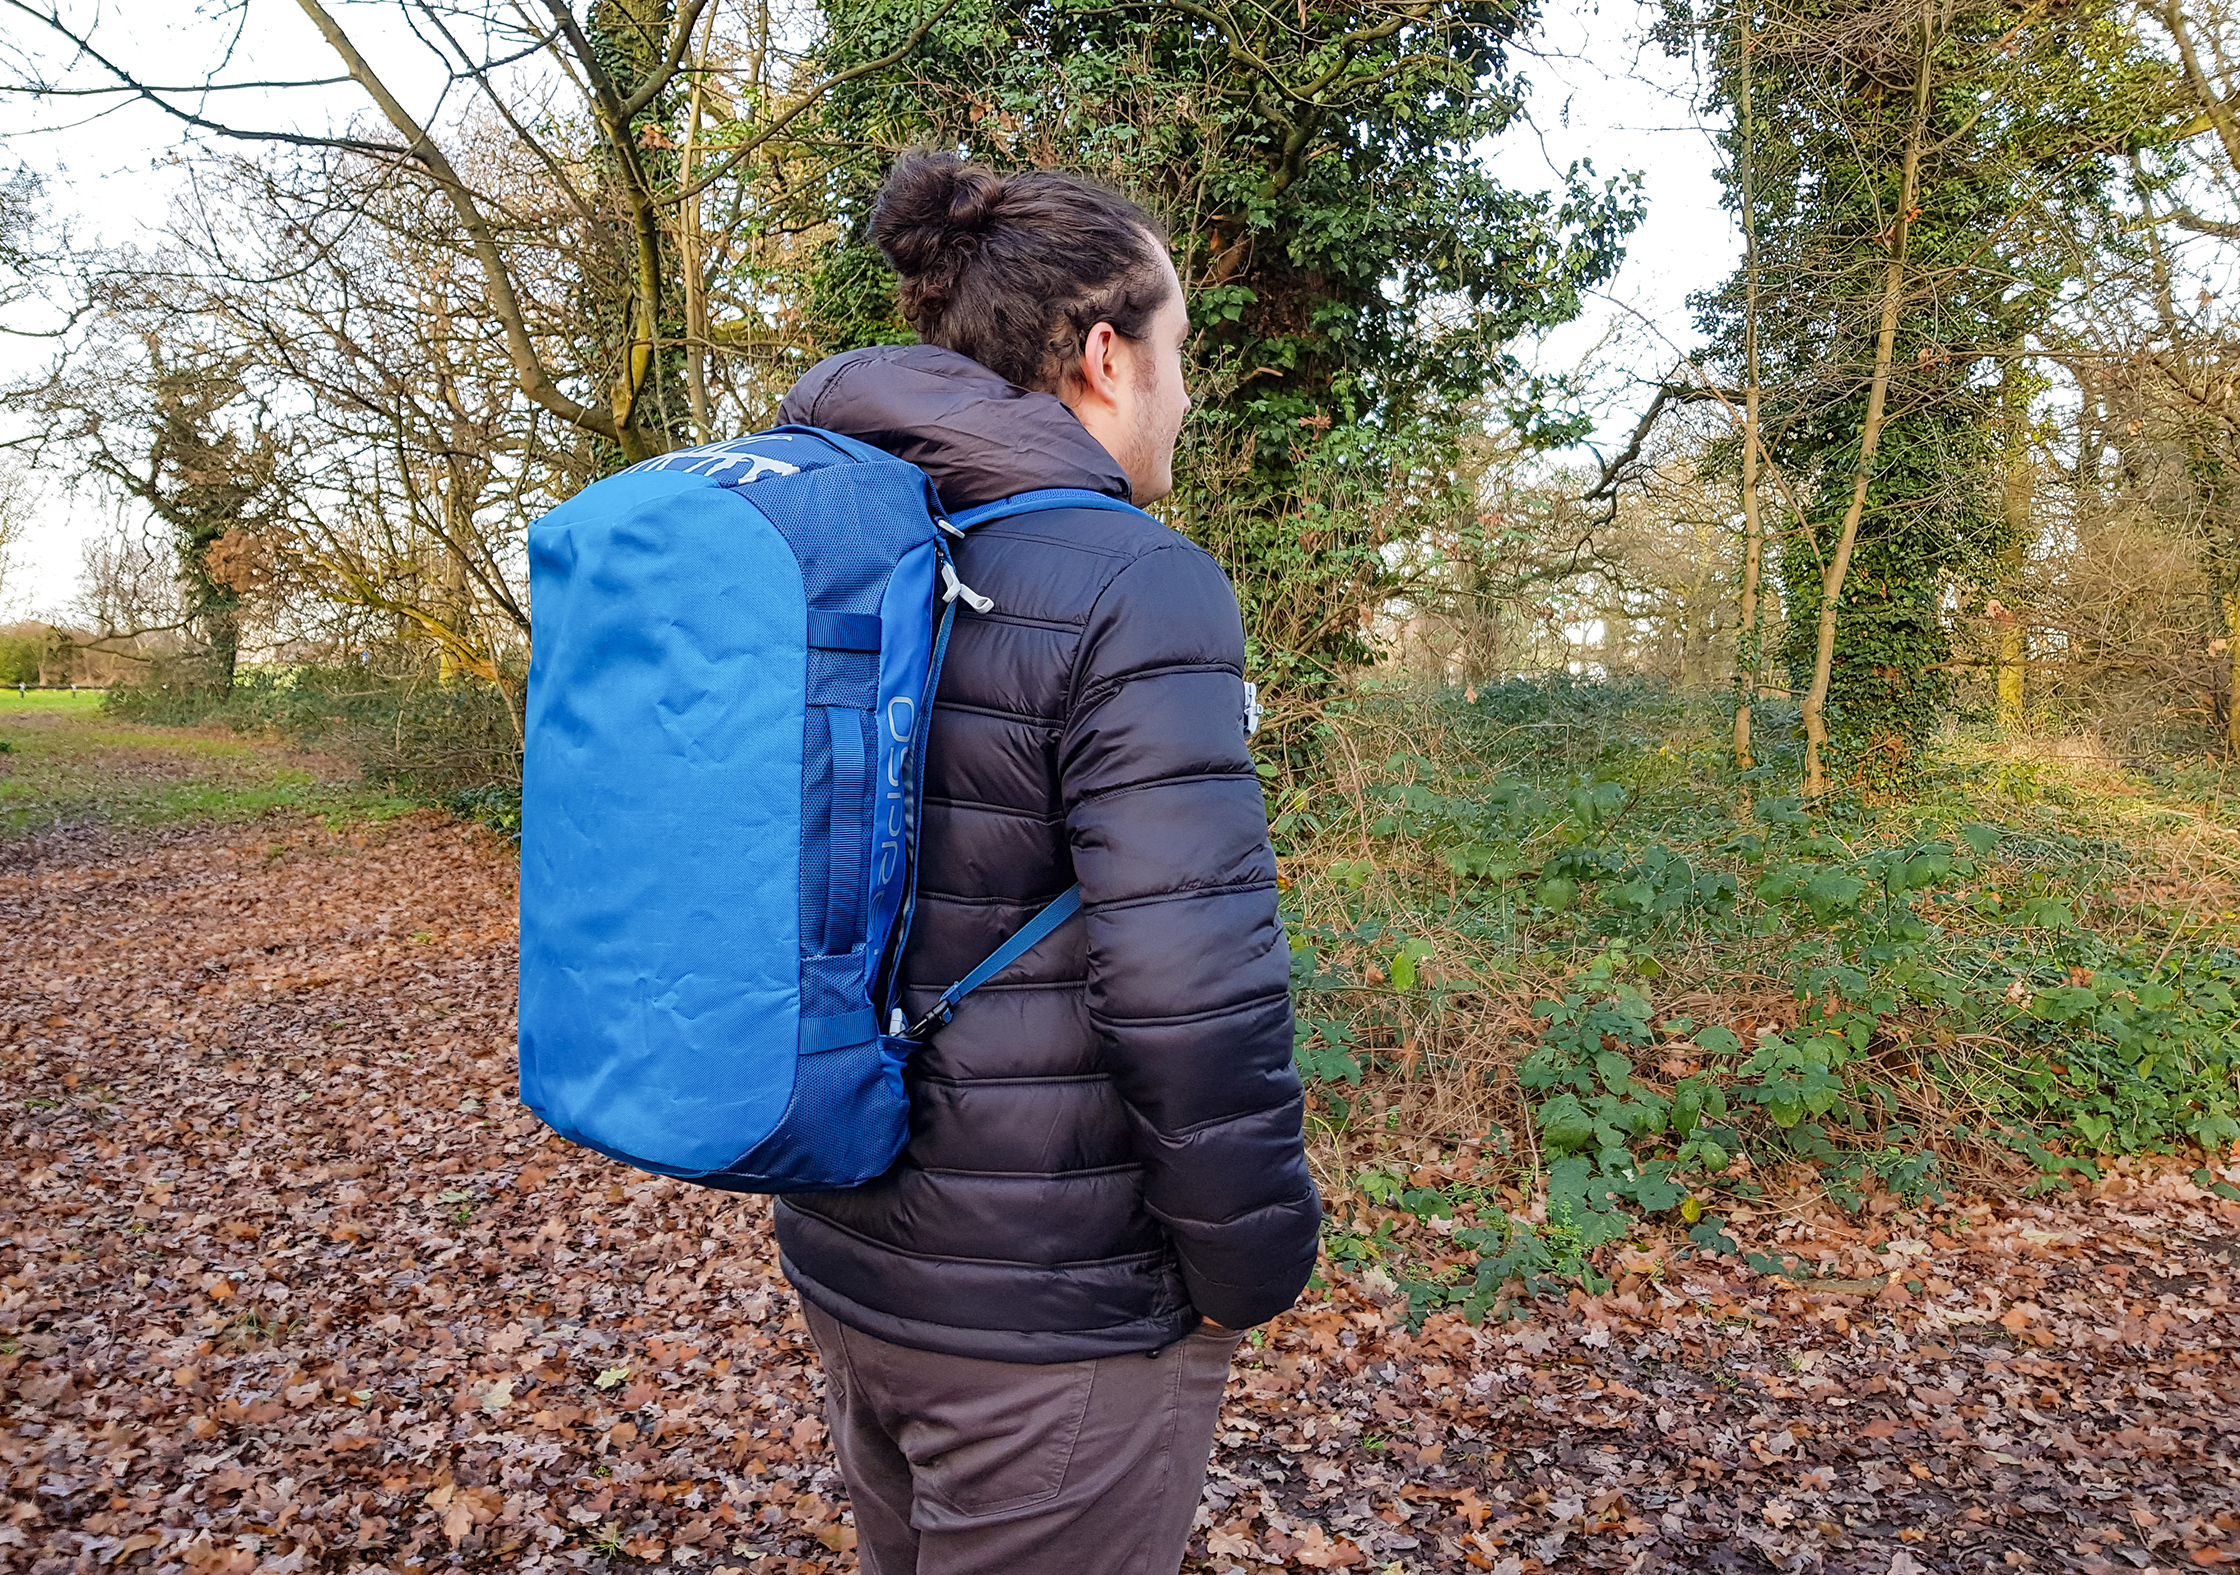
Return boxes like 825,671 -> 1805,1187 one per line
1274,675 -> 2240,1319
0,628 -> 44,684
106,655 -> 520,795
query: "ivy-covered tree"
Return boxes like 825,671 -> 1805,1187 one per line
1682,0 -> 2169,786
797,0 -> 1641,694
39,339 -> 285,691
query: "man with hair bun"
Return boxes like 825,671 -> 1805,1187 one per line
771,150 -> 1320,1574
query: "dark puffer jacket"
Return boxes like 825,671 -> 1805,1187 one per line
771,344 -> 1322,1362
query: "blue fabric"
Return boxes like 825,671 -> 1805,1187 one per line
802,1008 -> 881,1054
519,470 -> 806,1174
719,1038 -> 909,1193
801,951 -> 869,1021
750,462 -> 933,615
808,611 -> 881,651
867,542 -> 940,1004
948,489 -> 1154,531
825,704 -> 867,949
873,576 -> 950,1012
799,708 -> 835,956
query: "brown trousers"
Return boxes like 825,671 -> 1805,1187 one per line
803,1301 -> 1237,1575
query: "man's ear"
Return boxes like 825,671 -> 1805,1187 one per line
1075,321 -> 1124,410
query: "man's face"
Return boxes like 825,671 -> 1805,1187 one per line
1106,249 -> 1191,504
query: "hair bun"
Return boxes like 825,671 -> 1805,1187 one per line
863,150 -> 1171,393
871,151 -> 1004,318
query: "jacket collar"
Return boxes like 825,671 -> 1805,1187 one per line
776,343 -> 1131,512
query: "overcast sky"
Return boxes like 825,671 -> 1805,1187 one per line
0,0 -> 1740,618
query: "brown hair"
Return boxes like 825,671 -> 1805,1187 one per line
870,150 -> 1174,395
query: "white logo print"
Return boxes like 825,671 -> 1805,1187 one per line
714,452 -> 801,483
875,698 -> 915,884
625,436 -> 805,480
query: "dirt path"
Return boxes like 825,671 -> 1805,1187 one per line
3,801 -> 2238,1573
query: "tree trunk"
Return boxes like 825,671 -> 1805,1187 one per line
1733,0 -> 1765,769
681,42 -> 712,444
2225,588 -> 2240,757
1801,0 -> 1936,797
2159,0 -> 2240,176
437,551 -> 470,688
1995,359 -> 2032,732
205,603 -> 240,692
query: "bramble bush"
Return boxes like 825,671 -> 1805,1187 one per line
1276,679 -> 2240,1321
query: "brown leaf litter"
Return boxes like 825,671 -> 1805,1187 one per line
1,814 -> 2235,1575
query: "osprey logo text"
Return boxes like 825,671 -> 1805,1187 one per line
876,697 -> 915,885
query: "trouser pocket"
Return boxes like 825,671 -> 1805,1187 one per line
901,1358 -> 1097,1517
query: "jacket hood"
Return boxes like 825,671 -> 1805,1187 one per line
776,343 -> 1130,511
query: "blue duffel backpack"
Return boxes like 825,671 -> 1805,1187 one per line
517,428 -> 1141,1191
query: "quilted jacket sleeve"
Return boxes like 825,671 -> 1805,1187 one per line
1060,541 -> 1322,1330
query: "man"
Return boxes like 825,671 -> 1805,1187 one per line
770,151 -> 1321,1574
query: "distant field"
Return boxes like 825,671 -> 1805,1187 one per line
0,687 -> 107,715
0,691 -> 416,834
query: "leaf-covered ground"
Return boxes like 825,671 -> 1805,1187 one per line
3,729 -> 2238,1575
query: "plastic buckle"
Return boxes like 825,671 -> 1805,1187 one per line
903,1000 -> 955,1041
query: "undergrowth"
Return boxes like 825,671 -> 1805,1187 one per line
104,660 -> 521,799
1276,676 -> 2240,1322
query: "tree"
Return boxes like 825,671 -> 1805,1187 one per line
1731,0 -> 1771,768
1683,0 -> 2168,789
32,332 -> 285,689
0,164 -> 52,339
2105,0 -> 2240,752
2,2 -> 971,704
5,0 -> 954,467
0,459 -> 31,616
1792,0 -> 1934,798
799,0 -> 1641,694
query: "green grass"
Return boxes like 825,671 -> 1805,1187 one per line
0,688 -> 108,717
0,698 -> 417,834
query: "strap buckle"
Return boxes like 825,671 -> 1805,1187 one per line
896,884 -> 1083,1042
902,999 -> 955,1042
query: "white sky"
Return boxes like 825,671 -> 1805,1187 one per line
0,0 -> 1740,617
1492,3 -> 1737,427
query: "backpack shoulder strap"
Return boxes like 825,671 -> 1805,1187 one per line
947,488 -> 1153,532
904,884 -> 1082,1039
892,492 -> 1140,1039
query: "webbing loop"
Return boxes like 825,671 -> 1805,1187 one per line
825,706 -> 866,949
